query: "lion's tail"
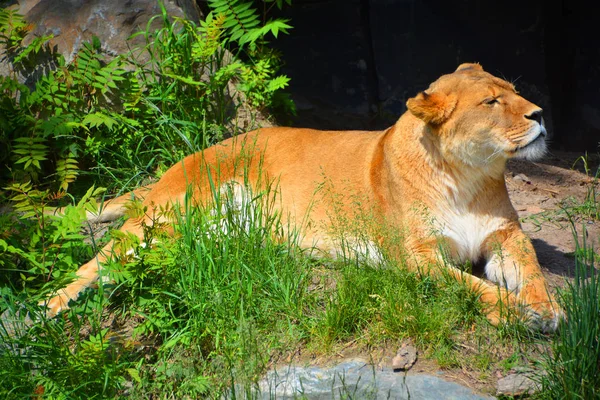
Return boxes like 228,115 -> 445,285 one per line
86,184 -> 155,223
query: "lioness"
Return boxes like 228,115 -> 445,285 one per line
43,63 -> 561,331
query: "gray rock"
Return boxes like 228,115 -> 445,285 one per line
25,0 -> 200,60
497,372 -> 541,397
232,359 -> 493,400
512,173 -> 532,184
1,0 -> 201,81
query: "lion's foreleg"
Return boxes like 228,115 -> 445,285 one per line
483,227 -> 562,331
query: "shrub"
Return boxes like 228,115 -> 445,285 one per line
0,2 -> 293,196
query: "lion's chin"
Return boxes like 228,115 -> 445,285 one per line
511,133 -> 548,161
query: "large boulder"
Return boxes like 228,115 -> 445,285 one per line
15,0 -> 200,60
0,0 -> 201,82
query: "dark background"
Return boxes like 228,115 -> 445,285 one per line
258,0 -> 600,151
8,0 -> 600,151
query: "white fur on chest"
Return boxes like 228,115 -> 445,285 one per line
438,209 -> 505,263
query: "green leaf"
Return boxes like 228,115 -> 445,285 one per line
127,368 -> 142,384
163,73 -> 205,86
91,35 -> 101,51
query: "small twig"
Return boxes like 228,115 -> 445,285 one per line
456,343 -> 476,352
539,187 -> 560,195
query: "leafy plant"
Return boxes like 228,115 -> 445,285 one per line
0,184 -> 104,292
0,2 -> 293,197
0,3 -> 297,397
206,0 -> 296,114
0,22 -> 139,192
207,0 -> 292,47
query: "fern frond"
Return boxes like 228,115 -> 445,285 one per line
38,115 -> 83,137
267,75 -> 290,92
5,181 -> 49,219
242,19 -> 292,44
0,9 -> 29,50
12,34 -> 54,65
207,0 -> 261,45
82,112 -> 118,130
56,152 -> 79,192
12,136 -> 48,172
193,13 -> 227,61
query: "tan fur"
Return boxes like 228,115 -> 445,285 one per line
44,64 -> 561,331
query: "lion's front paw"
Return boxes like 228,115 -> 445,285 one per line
522,298 -> 563,333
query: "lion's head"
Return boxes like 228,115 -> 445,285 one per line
406,63 -> 547,166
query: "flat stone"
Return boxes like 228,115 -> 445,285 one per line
497,372 -> 541,396
236,359 -> 493,400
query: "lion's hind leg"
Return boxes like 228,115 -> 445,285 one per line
42,218 -> 146,317
85,185 -> 154,224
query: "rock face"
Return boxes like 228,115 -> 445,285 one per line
243,359 -> 493,400
18,0 -> 200,61
0,0 -> 201,83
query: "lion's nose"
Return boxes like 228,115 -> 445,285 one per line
525,109 -> 543,124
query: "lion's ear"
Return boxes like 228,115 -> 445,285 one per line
456,63 -> 483,72
406,91 -> 457,125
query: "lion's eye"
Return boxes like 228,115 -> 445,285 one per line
484,98 -> 499,106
